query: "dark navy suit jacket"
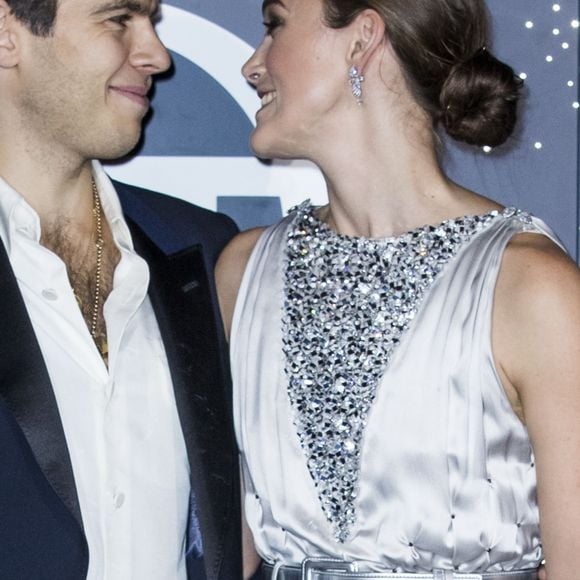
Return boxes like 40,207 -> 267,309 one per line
0,180 -> 241,580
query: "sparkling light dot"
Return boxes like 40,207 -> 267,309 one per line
573,102 -> 580,110
553,28 -> 560,35
568,81 -> 575,87
525,21 -> 534,29
545,55 -> 554,63
562,42 -> 570,49
552,3 -> 561,11
519,72 -> 528,80
534,142 -> 543,150
572,20 -> 580,29
483,146 -> 492,154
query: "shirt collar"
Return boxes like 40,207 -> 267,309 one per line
0,174 -> 41,253
91,161 -> 135,251
0,161 -> 134,255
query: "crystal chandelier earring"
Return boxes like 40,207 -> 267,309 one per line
348,66 -> 364,105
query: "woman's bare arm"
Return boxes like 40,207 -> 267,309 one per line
493,233 -> 580,579
241,498 -> 261,579
215,227 -> 266,578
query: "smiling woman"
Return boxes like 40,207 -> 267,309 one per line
216,0 -> 580,579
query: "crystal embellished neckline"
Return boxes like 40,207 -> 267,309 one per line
282,200 -> 529,543
308,201 -> 516,243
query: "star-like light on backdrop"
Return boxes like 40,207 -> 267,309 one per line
483,2 -> 579,154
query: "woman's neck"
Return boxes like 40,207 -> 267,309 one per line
310,111 -> 500,238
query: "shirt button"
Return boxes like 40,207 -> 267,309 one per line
113,492 -> 125,509
41,288 -> 58,301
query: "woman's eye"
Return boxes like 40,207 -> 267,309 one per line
263,16 -> 282,36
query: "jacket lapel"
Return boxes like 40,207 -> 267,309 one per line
0,240 -> 83,528
127,218 -> 237,580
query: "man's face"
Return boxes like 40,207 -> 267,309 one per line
13,0 -> 170,161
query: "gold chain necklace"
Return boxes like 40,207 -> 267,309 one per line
90,177 -> 107,361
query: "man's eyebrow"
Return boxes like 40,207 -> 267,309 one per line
261,0 -> 285,15
91,0 -> 152,17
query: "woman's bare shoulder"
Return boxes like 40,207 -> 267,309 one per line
493,231 -> 580,404
215,227 -> 267,337
217,227 -> 266,273
498,232 -> 578,309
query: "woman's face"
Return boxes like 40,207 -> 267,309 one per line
242,0 -> 351,159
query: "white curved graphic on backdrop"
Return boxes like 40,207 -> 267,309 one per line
155,5 -> 258,125
106,4 -> 326,213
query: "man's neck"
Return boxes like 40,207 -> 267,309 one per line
0,114 -> 98,220
0,155 -> 95,226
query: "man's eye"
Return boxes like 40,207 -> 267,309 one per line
109,14 -> 131,26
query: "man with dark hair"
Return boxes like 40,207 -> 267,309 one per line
0,0 -> 241,578
3,0 -> 58,35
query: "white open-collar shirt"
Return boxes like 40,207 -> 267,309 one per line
0,162 -> 190,580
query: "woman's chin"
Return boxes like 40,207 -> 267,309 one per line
250,127 -> 302,160
250,140 -> 303,163
249,133 -> 276,160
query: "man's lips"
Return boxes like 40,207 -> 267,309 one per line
110,85 -> 150,107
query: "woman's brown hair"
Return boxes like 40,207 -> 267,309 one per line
323,0 -> 522,147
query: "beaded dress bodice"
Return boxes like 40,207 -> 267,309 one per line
231,202 -> 559,573
282,202 -> 528,542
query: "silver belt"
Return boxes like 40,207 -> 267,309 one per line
263,559 -> 539,580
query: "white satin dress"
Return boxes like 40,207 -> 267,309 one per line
231,202 -> 560,574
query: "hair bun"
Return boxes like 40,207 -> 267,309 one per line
440,48 -> 523,148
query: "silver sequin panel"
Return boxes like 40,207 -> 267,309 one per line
282,201 -> 529,543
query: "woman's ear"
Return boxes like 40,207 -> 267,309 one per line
347,9 -> 386,74
0,0 -> 20,69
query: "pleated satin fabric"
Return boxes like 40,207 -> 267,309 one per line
231,208 -> 561,573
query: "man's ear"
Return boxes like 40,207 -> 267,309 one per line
346,9 -> 386,74
0,0 -> 20,68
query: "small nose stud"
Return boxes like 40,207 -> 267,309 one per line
249,72 -> 260,80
